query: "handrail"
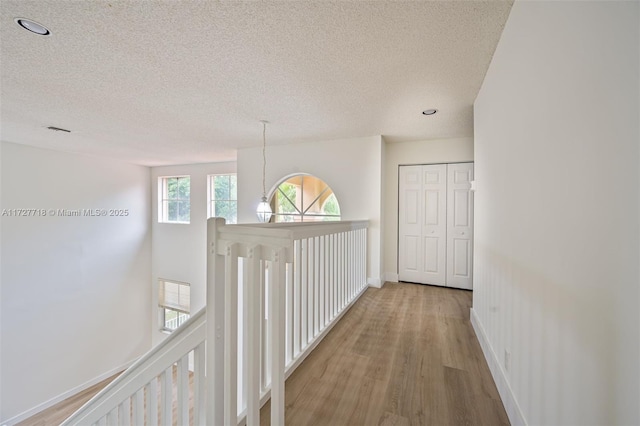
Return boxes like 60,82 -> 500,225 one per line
223,219 -> 368,233
61,309 -> 206,425
257,220 -> 369,240
215,220 -> 369,253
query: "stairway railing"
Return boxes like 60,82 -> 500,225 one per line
207,218 -> 369,426
63,219 -> 368,426
60,309 -> 206,425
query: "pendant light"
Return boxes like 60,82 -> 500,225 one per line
256,120 -> 273,223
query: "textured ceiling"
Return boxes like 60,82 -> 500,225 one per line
0,1 -> 512,166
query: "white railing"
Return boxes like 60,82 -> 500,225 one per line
207,218 -> 368,426
165,311 -> 190,331
63,219 -> 368,426
61,309 -> 206,426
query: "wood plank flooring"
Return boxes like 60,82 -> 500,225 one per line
17,367 -> 194,426
16,373 -> 121,426
18,282 -> 508,426
260,282 -> 509,425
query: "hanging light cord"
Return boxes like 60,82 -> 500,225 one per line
261,120 -> 267,200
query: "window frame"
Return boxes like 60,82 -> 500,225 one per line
207,173 -> 238,223
270,173 -> 341,223
158,278 -> 191,332
158,175 -> 191,224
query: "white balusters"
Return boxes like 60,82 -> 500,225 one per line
293,239 -> 302,359
133,389 -> 144,426
177,354 -> 189,425
119,397 -> 130,426
319,235 -> 325,331
245,245 -> 262,425
193,343 -> 206,426
261,259 -> 270,393
286,259 -> 294,365
162,366 -> 172,425
301,238 -> 308,347
106,407 -> 117,426
308,237 -> 313,339
224,243 -> 239,426
270,248 -> 287,426
146,377 -> 158,426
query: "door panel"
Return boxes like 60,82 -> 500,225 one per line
453,189 -> 469,227
405,190 -> 419,224
421,165 -> 446,286
447,163 -> 474,289
452,238 -> 470,276
423,236 -> 440,273
424,170 -> 440,184
424,190 -> 440,225
398,166 -> 422,283
399,165 -> 446,285
404,236 -> 419,271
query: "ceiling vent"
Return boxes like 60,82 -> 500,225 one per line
47,126 -> 71,133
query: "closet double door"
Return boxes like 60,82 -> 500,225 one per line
398,163 -> 474,290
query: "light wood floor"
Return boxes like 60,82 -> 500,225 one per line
19,282 -> 508,426
16,373 -> 121,426
17,367 -> 194,426
260,282 -> 509,425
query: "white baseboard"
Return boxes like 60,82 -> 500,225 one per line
1,359 -> 136,426
470,308 -> 527,426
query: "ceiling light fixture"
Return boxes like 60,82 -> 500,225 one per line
256,120 -> 273,223
422,109 -> 437,116
15,18 -> 51,36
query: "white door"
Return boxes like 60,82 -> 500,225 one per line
398,166 -> 422,283
398,165 -> 447,285
398,163 -> 474,289
446,163 -> 474,289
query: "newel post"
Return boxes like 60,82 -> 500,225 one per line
206,218 -> 226,426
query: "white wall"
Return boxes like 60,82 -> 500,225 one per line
0,141 -> 3,421
382,137 -> 474,281
237,136 -> 385,285
0,142 -> 152,423
473,2 -> 639,425
151,162 -> 236,345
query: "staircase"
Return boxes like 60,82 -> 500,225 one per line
62,218 -> 369,426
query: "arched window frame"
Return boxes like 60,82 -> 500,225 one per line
268,173 -> 341,223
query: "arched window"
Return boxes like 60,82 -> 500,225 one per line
269,174 -> 341,222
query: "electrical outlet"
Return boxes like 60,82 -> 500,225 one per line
504,349 -> 511,372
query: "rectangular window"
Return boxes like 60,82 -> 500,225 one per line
158,279 -> 190,332
208,174 -> 237,223
159,176 -> 190,223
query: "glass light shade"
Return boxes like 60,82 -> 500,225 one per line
256,197 -> 272,223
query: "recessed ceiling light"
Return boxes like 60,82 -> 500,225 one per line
422,109 -> 437,116
15,18 -> 50,36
